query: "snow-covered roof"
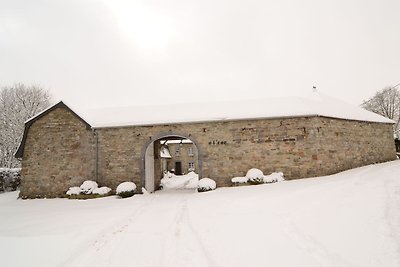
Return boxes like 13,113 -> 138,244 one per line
77,92 -> 393,128
160,147 -> 172,158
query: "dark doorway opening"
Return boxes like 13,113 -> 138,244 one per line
174,161 -> 182,175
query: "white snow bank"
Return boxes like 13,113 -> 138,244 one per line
66,187 -> 81,196
92,187 -> 112,195
198,178 -> 217,191
116,182 -> 137,194
1,161 -> 400,267
80,181 -> 98,194
160,171 -> 199,189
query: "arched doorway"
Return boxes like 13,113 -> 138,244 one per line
141,133 -> 202,193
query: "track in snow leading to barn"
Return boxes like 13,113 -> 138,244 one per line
72,190 -> 218,267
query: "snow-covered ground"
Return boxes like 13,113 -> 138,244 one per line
1,161 -> 400,267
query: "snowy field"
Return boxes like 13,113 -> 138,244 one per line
1,161 -> 400,267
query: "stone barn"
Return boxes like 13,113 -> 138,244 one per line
15,93 -> 396,198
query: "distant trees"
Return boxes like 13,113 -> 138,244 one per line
0,83 -> 51,168
362,85 -> 400,137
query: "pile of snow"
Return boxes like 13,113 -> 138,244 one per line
232,169 -> 285,184
66,187 -> 81,196
160,171 -> 199,190
116,182 -> 137,194
197,178 -> 217,192
80,181 -> 98,194
92,187 -> 112,195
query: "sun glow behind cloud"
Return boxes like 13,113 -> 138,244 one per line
104,0 -> 174,50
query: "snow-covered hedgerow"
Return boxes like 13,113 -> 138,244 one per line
80,181 -> 98,194
231,169 -> 285,185
116,182 -> 137,198
197,178 -> 216,192
66,187 -> 81,196
92,187 -> 112,195
263,172 -> 285,183
0,168 -> 21,192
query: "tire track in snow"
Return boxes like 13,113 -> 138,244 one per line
283,218 -> 358,267
383,174 -> 400,264
66,195 -> 156,267
159,196 -> 219,267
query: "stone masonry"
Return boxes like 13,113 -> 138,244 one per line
19,106 -> 397,198
19,107 -> 95,198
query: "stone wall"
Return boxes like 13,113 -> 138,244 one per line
19,106 -> 397,198
96,116 -> 396,190
19,107 -> 95,198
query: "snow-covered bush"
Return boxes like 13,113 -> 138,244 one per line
0,168 -> 21,192
231,176 -> 249,184
232,169 -> 285,186
66,187 -> 81,196
116,182 -> 137,198
197,178 -> 216,192
92,186 -> 112,195
80,180 -> 98,194
246,168 -> 264,184
263,172 -> 285,183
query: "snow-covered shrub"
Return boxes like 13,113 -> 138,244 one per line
80,180 -> 98,194
0,168 -> 21,192
232,169 -> 285,186
66,186 -> 81,196
116,182 -> 137,198
197,178 -> 216,192
246,168 -> 264,184
231,176 -> 249,185
92,186 -> 112,195
263,172 -> 285,183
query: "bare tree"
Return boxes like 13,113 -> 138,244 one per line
0,83 -> 51,168
362,84 -> 400,137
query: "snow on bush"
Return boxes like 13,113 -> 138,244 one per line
232,169 -> 285,185
92,186 -> 112,195
80,180 -> 98,194
197,178 -> 216,192
263,172 -> 285,183
246,168 -> 264,184
231,176 -> 249,184
66,187 -> 81,196
0,168 -> 21,192
116,182 -> 137,198
160,171 -> 199,190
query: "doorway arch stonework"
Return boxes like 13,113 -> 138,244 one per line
140,132 -> 203,192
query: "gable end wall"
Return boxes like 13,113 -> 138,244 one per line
19,107 -> 96,198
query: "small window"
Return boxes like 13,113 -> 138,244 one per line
188,162 -> 195,171
188,146 -> 194,156
175,147 -> 180,156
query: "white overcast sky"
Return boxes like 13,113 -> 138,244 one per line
0,0 -> 399,109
